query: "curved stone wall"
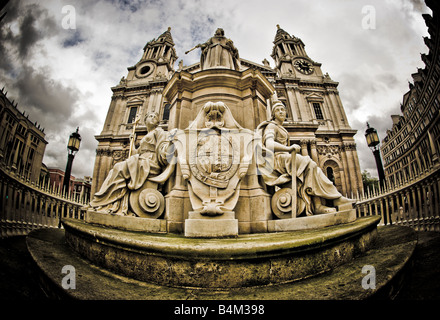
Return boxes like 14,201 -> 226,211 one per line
62,215 -> 380,289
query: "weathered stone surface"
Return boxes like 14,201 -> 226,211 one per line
85,210 -> 167,233
267,208 -> 356,232
60,216 -> 380,289
26,222 -> 417,300
185,212 -> 239,238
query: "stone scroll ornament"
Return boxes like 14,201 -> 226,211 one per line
171,102 -> 255,216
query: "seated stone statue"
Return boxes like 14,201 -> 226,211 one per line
256,102 -> 353,216
90,112 -> 173,215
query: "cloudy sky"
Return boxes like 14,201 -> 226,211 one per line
0,0 -> 431,179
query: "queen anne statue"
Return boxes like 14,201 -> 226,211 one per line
186,28 -> 241,71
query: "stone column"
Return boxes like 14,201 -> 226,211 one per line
427,181 -> 434,231
433,178 -> 440,220
404,189 -> 409,225
300,139 -> 308,156
395,194 -> 401,223
411,187 -> 417,229
385,197 -> 391,225
310,139 -> 318,163
340,146 -> 351,197
435,177 -> 440,231
416,185 -> 423,222
380,199 -> 385,225
343,143 -> 357,198
286,87 -> 299,121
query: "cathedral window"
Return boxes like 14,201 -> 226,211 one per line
288,43 -> 296,55
127,106 -> 138,124
162,103 -> 171,121
312,103 -> 324,120
278,44 -> 285,55
326,167 -> 335,185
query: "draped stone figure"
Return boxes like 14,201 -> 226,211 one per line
190,28 -> 241,71
90,112 -> 174,216
256,102 -> 353,216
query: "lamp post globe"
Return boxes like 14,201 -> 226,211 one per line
62,127 -> 81,194
365,122 -> 385,188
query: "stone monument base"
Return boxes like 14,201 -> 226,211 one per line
268,208 -> 356,232
184,211 -> 238,238
52,215 -> 381,289
85,210 -> 167,233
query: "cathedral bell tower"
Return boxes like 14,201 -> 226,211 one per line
91,28 -> 177,196
271,25 -> 321,79
269,25 -> 363,199
129,27 -> 178,82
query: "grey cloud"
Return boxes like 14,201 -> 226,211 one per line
0,0 -> 431,180
14,66 -> 80,123
7,1 -> 57,59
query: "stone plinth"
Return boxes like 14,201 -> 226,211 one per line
161,67 -> 276,235
85,210 -> 167,233
184,211 -> 238,238
61,215 -> 380,289
163,68 -> 274,131
26,222 -> 417,300
268,208 -> 356,232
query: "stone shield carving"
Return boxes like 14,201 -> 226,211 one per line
190,129 -> 240,189
172,102 -> 254,216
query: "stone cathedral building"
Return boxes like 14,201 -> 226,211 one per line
91,26 -> 363,200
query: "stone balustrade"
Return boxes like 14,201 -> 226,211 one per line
0,165 -> 86,238
2,156 -> 438,238
355,163 -> 440,232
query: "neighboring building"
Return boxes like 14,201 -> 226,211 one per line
48,167 -> 92,201
92,26 -> 363,198
0,87 -> 48,183
381,0 -> 440,188
72,176 -> 92,203
48,168 -> 74,192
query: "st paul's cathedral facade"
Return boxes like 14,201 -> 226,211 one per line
91,26 -> 363,202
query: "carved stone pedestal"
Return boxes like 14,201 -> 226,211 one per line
184,211 -> 238,238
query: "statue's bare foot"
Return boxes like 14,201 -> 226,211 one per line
314,204 -> 337,214
334,196 -> 355,207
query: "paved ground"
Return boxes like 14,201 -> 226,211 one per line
1,229 -> 439,300
396,229 -> 440,300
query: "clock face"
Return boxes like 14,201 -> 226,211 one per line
294,59 -> 314,74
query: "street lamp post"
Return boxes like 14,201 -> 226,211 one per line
62,127 -> 81,195
365,122 -> 385,188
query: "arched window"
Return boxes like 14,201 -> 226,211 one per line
326,166 -> 335,185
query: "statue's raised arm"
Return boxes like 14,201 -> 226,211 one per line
193,28 -> 241,71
